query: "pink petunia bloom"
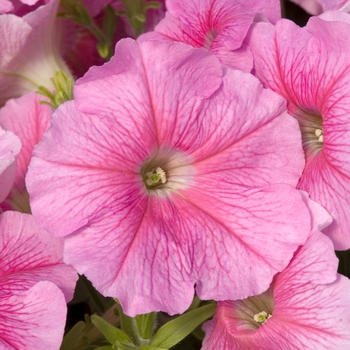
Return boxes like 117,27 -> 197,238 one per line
202,196 -> 350,349
0,211 -> 78,349
289,0 -> 350,14
248,15 -> 350,250
27,39 -> 310,316
0,92 -> 51,212
0,0 -> 72,106
0,126 -> 21,203
139,0 -> 280,72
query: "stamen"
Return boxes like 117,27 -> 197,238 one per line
315,128 -> 323,143
253,311 -> 271,324
145,167 -> 166,186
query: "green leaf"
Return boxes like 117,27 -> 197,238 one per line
91,315 -> 131,345
150,303 -> 216,348
140,347 -> 168,350
95,347 -> 113,350
60,321 -> 86,350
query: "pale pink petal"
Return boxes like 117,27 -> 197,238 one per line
299,190 -> 333,234
319,9 -> 350,22
248,20 -> 312,107
319,0 -> 350,11
75,39 -> 223,153
0,127 -> 21,203
189,69 -> 304,187
27,100 -> 150,237
246,0 -> 281,23
289,0 -> 323,14
0,92 -> 51,211
0,0 -> 13,14
299,152 -> 350,249
0,281 -> 67,350
20,0 -> 41,5
0,211 -> 77,301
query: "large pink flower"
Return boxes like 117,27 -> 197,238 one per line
202,196 -> 350,349
0,92 -> 51,212
0,211 -> 78,349
0,0 -> 72,106
139,0 -> 280,72
27,39 -> 310,316
248,15 -> 350,250
0,126 -> 21,203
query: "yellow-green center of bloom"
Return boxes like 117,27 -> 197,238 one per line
292,109 -> 324,157
146,167 -> 166,186
253,311 -> 272,324
140,147 -> 195,195
234,287 -> 274,330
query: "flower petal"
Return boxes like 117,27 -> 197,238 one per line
0,92 -> 51,211
27,100 -> 151,237
0,281 -> 67,350
0,211 -> 77,301
0,127 -> 21,203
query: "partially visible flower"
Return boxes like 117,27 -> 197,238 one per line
248,15 -> 350,249
0,0 -> 73,106
202,197 -> 350,349
0,211 -> 78,349
0,92 -> 51,212
290,0 -> 350,14
0,126 -> 21,203
27,39 -> 310,316
139,0 -> 280,72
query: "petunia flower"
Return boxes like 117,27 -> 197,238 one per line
248,15 -> 350,250
0,126 -> 21,203
0,0 -> 73,106
139,0 -> 281,72
0,211 -> 78,349
202,196 -> 350,349
0,92 -> 51,212
27,39 -> 310,316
